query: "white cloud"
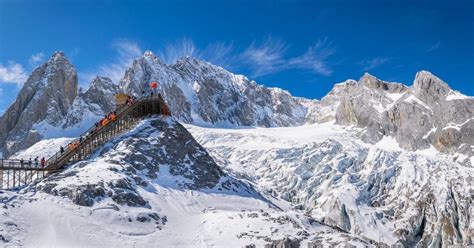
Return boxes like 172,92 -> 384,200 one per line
426,41 -> 441,52
289,39 -> 335,76
241,36 -> 289,77
82,39 -> 142,85
358,57 -> 390,71
29,52 -> 45,67
0,62 -> 28,85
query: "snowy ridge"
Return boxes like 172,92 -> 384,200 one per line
120,53 -> 307,127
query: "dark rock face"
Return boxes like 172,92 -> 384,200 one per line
37,181 -> 107,207
101,118 -> 251,192
264,237 -> 300,248
0,52 -> 77,157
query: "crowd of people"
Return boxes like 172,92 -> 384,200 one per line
63,111 -> 119,155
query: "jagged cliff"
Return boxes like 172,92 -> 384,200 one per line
0,52 -> 77,157
120,51 -> 306,127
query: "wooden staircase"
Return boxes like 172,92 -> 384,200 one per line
0,95 -> 170,190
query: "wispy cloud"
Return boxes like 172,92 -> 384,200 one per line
0,62 -> 28,86
240,36 -> 336,77
426,41 -> 441,52
29,52 -> 45,67
241,36 -> 289,77
289,39 -> 335,76
157,38 -> 235,68
358,57 -> 390,71
200,41 -> 235,68
158,37 -> 199,64
81,36 -> 337,87
82,39 -> 142,86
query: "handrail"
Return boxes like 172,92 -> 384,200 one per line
44,98 -> 143,167
44,99 -> 139,168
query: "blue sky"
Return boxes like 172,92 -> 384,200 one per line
0,0 -> 473,114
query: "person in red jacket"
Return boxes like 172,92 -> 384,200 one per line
40,157 -> 46,168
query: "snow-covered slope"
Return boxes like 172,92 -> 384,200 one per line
186,123 -> 474,247
0,117 -> 380,247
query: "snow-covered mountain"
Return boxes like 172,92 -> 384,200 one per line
120,51 -> 306,127
2,51 -> 472,162
1,117 -> 379,247
61,76 -> 121,131
321,71 -> 474,165
1,51 -> 473,247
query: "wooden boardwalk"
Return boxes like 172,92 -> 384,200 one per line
0,95 -> 170,190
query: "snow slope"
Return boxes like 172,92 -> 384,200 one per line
186,123 -> 474,247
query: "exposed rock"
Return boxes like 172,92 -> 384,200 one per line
264,237 -> 300,248
0,52 -> 77,157
318,71 -> 473,164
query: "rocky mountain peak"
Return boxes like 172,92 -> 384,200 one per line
62,76 -> 120,129
141,50 -> 164,65
83,76 -> 119,103
359,72 -> 407,93
49,51 -> 68,62
143,50 -> 154,57
0,52 -> 78,157
90,76 -> 114,89
360,71 -> 377,81
412,70 -> 452,105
